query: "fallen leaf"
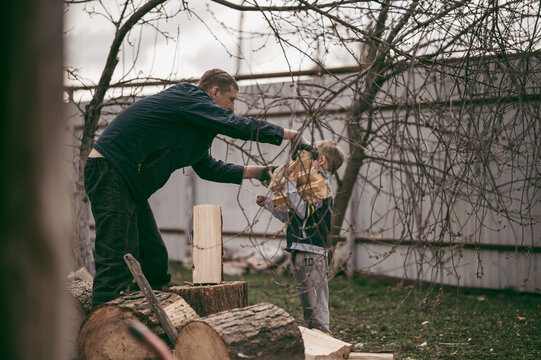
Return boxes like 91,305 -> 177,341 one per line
497,320 -> 503,326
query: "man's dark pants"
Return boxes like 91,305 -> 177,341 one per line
84,157 -> 171,306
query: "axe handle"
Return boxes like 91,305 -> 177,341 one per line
124,253 -> 178,344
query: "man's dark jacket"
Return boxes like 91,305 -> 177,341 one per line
94,82 -> 284,201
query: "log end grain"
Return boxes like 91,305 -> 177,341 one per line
174,321 -> 230,360
77,305 -> 156,359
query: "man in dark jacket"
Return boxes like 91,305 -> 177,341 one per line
84,69 -> 301,306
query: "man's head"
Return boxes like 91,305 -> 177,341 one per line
198,69 -> 239,111
314,140 -> 345,174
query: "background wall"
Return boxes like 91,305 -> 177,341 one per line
68,57 -> 541,293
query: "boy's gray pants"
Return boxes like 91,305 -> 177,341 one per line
291,251 -> 330,333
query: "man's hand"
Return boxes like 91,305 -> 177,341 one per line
243,165 -> 276,183
256,195 -> 267,207
292,143 -> 319,160
283,129 -> 308,145
259,166 -> 277,186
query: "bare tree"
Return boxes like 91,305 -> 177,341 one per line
212,0 -> 540,282
65,0 -> 186,272
66,0 -> 540,290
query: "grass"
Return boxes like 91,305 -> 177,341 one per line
169,263 -> 541,360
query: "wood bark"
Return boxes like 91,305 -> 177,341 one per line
65,280 -> 93,360
77,291 -> 198,360
168,281 -> 248,317
124,253 -> 178,343
174,302 -> 304,360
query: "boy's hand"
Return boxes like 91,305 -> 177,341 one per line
256,195 -> 267,206
288,172 -> 298,183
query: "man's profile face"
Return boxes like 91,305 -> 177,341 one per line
210,85 -> 237,111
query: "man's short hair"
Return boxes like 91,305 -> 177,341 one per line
314,140 -> 345,174
198,69 -> 239,93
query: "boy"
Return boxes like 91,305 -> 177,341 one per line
257,140 -> 344,334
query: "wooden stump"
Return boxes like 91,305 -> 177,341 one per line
168,281 -> 247,317
77,291 -> 198,360
174,302 -> 304,360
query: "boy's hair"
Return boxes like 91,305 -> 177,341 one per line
314,140 -> 345,174
198,69 -> 239,93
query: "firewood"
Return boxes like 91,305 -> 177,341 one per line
192,204 -> 222,284
300,326 -> 352,360
268,150 -> 332,210
168,281 -> 248,317
347,353 -> 394,360
174,302 -> 305,360
77,291 -> 198,360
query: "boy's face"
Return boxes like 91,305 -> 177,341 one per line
316,155 -> 330,172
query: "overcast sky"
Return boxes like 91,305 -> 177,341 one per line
64,1 -> 357,92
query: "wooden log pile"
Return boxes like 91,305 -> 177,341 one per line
268,149 -> 332,210
65,204 -> 394,360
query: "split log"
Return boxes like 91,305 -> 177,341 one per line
77,291 -> 198,360
168,281 -> 247,317
347,353 -> 394,360
268,150 -> 332,210
174,302 -> 305,360
192,204 -> 222,284
300,326 -> 352,360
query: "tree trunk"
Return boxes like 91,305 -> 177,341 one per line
168,281 -> 248,317
71,0 -> 168,273
1,0 -> 68,359
174,302 -> 304,360
72,180 -> 95,274
77,291 -> 198,360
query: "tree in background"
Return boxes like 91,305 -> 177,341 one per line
65,0 -> 182,273
213,0 -> 540,284
65,1 -> 540,289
